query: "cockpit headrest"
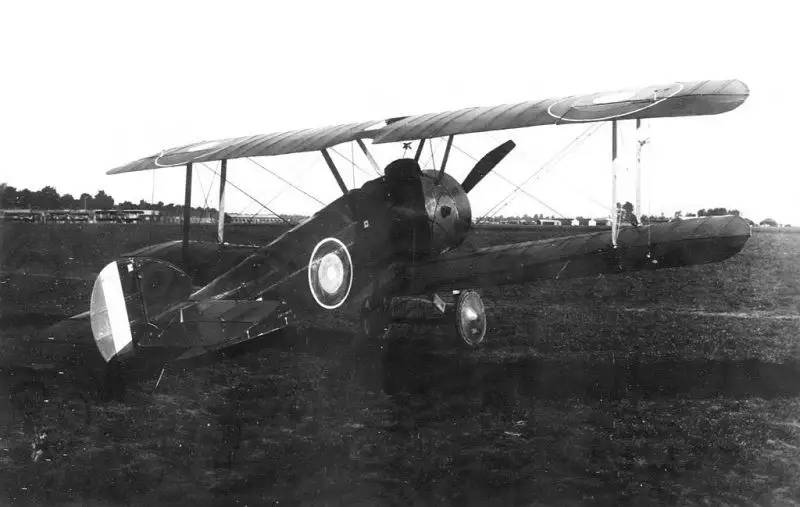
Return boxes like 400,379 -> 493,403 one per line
384,158 -> 422,181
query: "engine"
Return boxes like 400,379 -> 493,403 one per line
420,169 -> 471,254
382,159 -> 471,259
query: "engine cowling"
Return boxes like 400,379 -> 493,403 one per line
382,159 -> 472,259
420,169 -> 471,254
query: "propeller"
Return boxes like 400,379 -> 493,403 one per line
460,140 -> 516,193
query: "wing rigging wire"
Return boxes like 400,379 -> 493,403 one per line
200,162 -> 292,225
428,138 -> 437,171
246,157 -> 325,206
195,165 -> 216,215
451,143 -> 565,219
477,123 -> 602,223
248,155 -> 329,220
329,145 -> 377,177
245,157 -> 323,221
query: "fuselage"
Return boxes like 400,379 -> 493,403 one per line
190,160 -> 473,312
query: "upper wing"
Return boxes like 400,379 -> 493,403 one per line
372,79 -> 748,143
108,79 -> 747,175
108,120 -> 380,174
397,216 -> 750,295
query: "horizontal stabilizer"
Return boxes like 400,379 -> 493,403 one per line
90,258 -> 193,362
89,257 -> 290,362
138,299 -> 291,353
402,216 -> 750,294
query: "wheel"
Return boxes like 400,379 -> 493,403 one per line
454,290 -> 487,347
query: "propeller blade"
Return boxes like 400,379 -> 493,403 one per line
460,140 -> 516,193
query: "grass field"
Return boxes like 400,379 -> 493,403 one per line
1,223 -> 799,504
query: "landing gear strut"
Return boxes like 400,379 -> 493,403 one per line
359,290 -> 488,347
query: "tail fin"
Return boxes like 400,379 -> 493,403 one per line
90,258 -> 193,362
89,257 -> 292,363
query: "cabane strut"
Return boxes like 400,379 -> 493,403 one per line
320,149 -> 348,195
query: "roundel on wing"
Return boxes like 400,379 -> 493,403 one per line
154,140 -> 229,167
547,82 -> 684,122
308,237 -> 353,309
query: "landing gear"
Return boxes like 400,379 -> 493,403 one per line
359,291 -> 488,347
454,290 -> 487,346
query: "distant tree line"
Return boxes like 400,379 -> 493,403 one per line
0,185 -> 115,210
660,207 -> 741,219
0,184 -> 215,216
693,207 -> 740,217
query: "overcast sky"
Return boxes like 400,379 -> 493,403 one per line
2,1 -> 797,223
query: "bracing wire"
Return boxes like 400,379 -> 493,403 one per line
247,179 -> 305,221
428,138 -> 437,171
200,162 -> 292,225
250,156 -> 327,215
150,168 -> 156,205
451,143 -> 565,219
246,157 -> 325,206
149,168 -> 156,242
329,146 -> 373,177
195,166 -> 206,207
195,165 -> 216,214
476,123 -> 601,222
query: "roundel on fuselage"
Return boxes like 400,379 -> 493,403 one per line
308,237 -> 353,309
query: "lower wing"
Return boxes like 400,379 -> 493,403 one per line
400,216 -> 749,295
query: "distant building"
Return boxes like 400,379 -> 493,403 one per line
118,209 -> 163,223
227,213 -> 289,225
94,209 -> 118,222
45,210 -> 92,222
1,209 -> 44,222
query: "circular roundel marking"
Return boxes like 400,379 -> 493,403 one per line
547,82 -> 684,122
308,237 -> 353,310
154,140 -> 229,167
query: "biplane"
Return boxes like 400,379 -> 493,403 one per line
87,79 -> 750,366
